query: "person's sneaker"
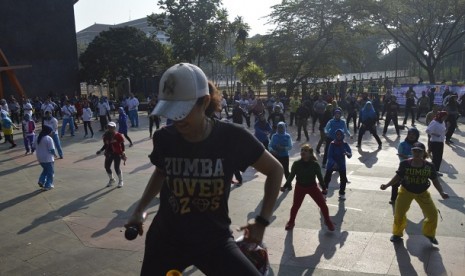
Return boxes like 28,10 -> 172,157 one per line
10,144 -> 17,149
338,194 -> 346,201
356,144 -> 361,148
390,235 -> 402,242
107,178 -> 116,187
378,144 -> 382,150
389,199 -> 396,205
316,149 -> 321,154
117,180 -> 124,188
280,185 -> 292,192
285,222 -> 295,231
43,185 -> 54,191
296,138 -> 301,141
129,143 -> 134,147
38,182 -> 44,188
25,151 -> 30,155
425,236 -> 439,245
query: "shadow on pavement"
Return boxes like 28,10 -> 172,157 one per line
0,189 -> 44,212
0,160 -> 38,177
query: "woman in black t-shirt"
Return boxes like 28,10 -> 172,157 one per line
380,142 -> 449,245
125,63 -> 283,276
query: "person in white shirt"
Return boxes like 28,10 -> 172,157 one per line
425,111 -> 448,176
43,111 -> 63,159
61,100 -> 76,137
97,98 -> 110,131
127,93 -> 139,127
34,125 -> 56,191
82,103 -> 94,138
23,99 -> 33,117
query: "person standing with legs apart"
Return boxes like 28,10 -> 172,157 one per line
96,122 -> 126,188
125,63 -> 282,276
35,125 -> 56,191
117,107 -> 133,147
61,100 -> 76,137
97,98 -> 110,131
426,111 -> 447,177
382,96 -> 400,136
390,128 -> 420,204
82,103 -> 94,138
127,93 -> 139,127
43,111 -> 63,159
323,129 -> 352,200
380,142 -> 449,245
403,86 -> 417,127
357,101 -> 382,150
284,144 -> 335,231
295,102 -> 310,142
21,114 -> 36,154
270,122 -> 293,190
322,108 -> 351,168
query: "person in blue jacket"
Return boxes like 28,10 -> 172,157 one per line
254,112 -> 272,149
357,101 -> 382,149
323,129 -> 352,200
117,107 -> 133,147
322,108 -> 351,168
269,121 -> 293,190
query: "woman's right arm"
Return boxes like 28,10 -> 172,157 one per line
125,167 -> 166,235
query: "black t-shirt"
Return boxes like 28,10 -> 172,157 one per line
396,159 -> 437,194
149,120 -> 265,252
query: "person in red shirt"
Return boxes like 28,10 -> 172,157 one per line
96,122 -> 126,188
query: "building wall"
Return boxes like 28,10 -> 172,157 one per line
0,0 -> 79,99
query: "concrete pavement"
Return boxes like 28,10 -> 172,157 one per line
1,113 -> 464,275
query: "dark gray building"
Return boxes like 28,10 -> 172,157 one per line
0,0 -> 79,99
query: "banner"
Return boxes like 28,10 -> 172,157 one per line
392,85 -> 465,106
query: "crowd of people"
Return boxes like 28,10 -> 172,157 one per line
0,69 -> 463,275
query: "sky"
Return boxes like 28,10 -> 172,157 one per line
74,0 -> 282,36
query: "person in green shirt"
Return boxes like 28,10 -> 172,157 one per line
283,144 -> 335,231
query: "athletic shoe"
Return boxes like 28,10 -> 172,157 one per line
389,200 -> 396,205
117,180 -> 124,188
129,143 -> 133,147
390,235 -> 402,242
285,222 -> 295,231
43,185 -> 54,191
338,194 -> 346,201
38,182 -> 44,188
107,178 -> 116,187
425,236 -> 438,245
378,144 -> 382,150
10,144 -> 17,149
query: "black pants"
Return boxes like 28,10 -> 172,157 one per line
290,112 -> 296,126
324,169 -> 348,195
104,154 -> 121,175
276,155 -> 290,179
391,182 -> 400,202
99,115 -> 108,131
346,112 -> 357,133
123,133 -> 132,145
83,121 -> 94,136
403,106 -> 415,125
416,106 -> 429,119
358,124 -> 382,146
141,222 -> 261,276
322,137 -> 333,166
383,113 -> 400,135
149,115 -> 160,136
296,118 -> 309,140
430,141 -> 444,171
446,117 -> 458,141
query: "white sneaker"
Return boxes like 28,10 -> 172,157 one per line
339,194 -> 346,200
107,178 -> 116,187
117,180 -> 123,188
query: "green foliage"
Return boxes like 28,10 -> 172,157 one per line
149,0 -> 229,65
79,27 -> 171,85
370,0 -> 465,83
237,62 -> 265,88
259,0 -> 367,93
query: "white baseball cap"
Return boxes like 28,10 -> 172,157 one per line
151,63 -> 209,121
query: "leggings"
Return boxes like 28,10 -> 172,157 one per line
324,169 -> 348,195
104,154 -> 121,175
123,133 -> 132,145
141,222 -> 261,276
83,121 -> 94,136
393,186 -> 438,238
288,184 -> 333,227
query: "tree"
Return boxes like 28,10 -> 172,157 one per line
79,27 -> 171,88
237,62 -> 266,89
260,0 -> 367,94
370,0 -> 465,83
148,0 -> 228,65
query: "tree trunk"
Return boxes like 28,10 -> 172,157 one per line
427,67 -> 436,84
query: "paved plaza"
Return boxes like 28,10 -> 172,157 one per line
1,113 -> 464,275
